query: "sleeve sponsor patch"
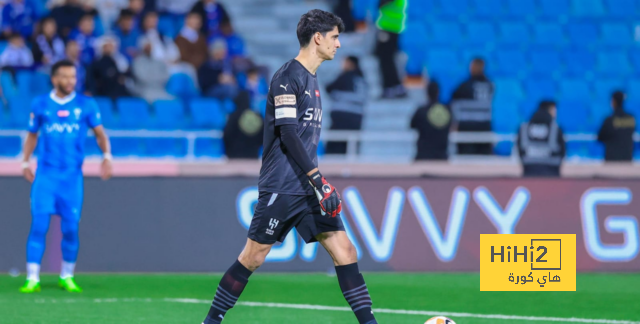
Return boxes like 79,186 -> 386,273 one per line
275,107 -> 297,119
274,94 -> 296,107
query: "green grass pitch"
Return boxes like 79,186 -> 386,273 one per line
0,273 -> 638,323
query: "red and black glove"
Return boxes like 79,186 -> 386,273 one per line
308,170 -> 342,217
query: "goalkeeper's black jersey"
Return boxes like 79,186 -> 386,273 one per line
258,59 -> 323,196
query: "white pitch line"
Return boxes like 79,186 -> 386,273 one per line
11,298 -> 640,324
164,298 -> 640,324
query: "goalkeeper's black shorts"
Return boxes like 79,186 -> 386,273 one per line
247,191 -> 345,245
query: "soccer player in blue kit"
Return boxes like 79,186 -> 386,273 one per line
201,10 -> 378,324
19,60 -> 113,293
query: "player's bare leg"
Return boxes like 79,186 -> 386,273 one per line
202,239 -> 272,324
318,231 -> 378,324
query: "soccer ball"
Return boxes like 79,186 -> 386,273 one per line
425,316 -> 456,324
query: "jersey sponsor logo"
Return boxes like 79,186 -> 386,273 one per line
274,94 -> 296,107
279,84 -> 289,91
275,107 -> 297,119
303,107 -> 322,122
315,90 -> 320,97
57,110 -> 70,117
304,90 -> 311,98
45,123 -> 80,134
266,218 -> 279,235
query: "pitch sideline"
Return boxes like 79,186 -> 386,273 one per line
16,297 -> 640,324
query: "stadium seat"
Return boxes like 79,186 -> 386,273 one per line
16,71 -> 33,96
604,0 -> 638,17
630,49 -> 640,71
400,22 -> 428,75
571,0 -> 605,16
505,0 -> 535,17
153,100 -> 185,129
492,97 -> 521,133
1,73 -> 17,99
428,72 -> 466,103
426,48 -> 462,77
565,141 -> 590,158
539,0 -> 570,17
627,79 -> 640,103
586,141 -> 604,159
597,51 -> 632,77
494,49 -> 527,76
145,138 -> 188,157
498,22 -> 530,45
600,23 -> 632,46
222,98 -> 236,114
493,79 -> 524,102
593,79 -> 625,101
110,137 -> 145,157
560,80 -> 591,101
117,97 -> 150,129
31,72 -> 52,95
567,23 -> 598,47
9,97 -> 31,128
530,50 -> 561,76
562,49 -> 595,77
558,100 -> 591,132
189,98 -> 226,130
590,100 -> 612,130
524,79 -> 557,102
465,22 -> 496,44
194,138 -> 225,158
0,136 -> 21,157
430,21 -> 463,45
470,0 -> 504,17
94,97 -> 117,128
166,73 -> 199,100
158,15 -> 177,38
408,0 -> 434,19
435,0 -> 469,16
533,23 -> 565,47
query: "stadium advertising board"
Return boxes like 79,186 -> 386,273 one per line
0,178 -> 638,272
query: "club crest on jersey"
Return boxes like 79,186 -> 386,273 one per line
315,90 -> 320,97
73,108 -> 82,119
57,110 -> 70,117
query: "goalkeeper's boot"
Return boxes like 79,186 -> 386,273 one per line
59,277 -> 83,292
19,279 -> 41,293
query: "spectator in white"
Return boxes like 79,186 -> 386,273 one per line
156,0 -> 198,16
138,11 -> 179,65
0,33 -> 34,71
175,11 -> 207,69
32,17 -> 66,68
95,0 -> 128,29
131,38 -> 173,103
89,35 -> 131,98
325,56 -> 368,154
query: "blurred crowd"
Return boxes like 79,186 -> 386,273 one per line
0,0 -> 268,109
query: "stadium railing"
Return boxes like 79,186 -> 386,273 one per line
1,129 -> 638,162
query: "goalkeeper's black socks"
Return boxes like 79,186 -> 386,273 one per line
203,260 -> 253,324
336,262 -> 378,324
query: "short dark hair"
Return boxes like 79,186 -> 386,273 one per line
471,57 -> 485,65
538,100 -> 556,111
119,9 -> 135,20
296,9 -> 345,48
612,90 -> 625,108
51,60 -> 75,75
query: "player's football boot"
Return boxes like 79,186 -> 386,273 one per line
19,279 -> 41,293
59,277 -> 83,292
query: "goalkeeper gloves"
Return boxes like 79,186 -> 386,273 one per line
308,170 -> 342,217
